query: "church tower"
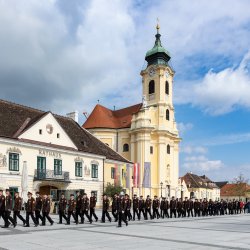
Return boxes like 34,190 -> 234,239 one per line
130,23 -> 180,197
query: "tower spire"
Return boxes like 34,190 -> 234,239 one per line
156,18 -> 160,34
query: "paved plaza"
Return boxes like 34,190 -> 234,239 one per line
0,212 -> 250,250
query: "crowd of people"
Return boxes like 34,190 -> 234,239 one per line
0,188 -> 247,229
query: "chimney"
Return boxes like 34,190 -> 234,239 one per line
66,111 -> 79,123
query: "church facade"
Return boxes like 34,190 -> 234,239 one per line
83,25 -> 181,197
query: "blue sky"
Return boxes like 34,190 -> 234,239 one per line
0,0 -> 249,181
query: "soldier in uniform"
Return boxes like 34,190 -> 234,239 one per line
125,194 -> 132,221
35,191 -> 43,224
67,194 -> 77,225
25,192 -> 38,227
183,197 -> 189,217
160,197 -> 166,218
41,194 -> 54,226
132,194 -> 139,221
145,195 -> 153,220
117,192 -> 128,227
232,199 -> 236,214
176,198 -> 183,218
90,192 -> 98,222
165,197 -> 170,218
0,189 -> 5,224
228,200 -> 233,215
170,196 -> 177,218
102,194 -> 111,223
152,195 -> 160,219
3,189 -> 16,228
138,195 -> 146,220
58,193 -> 68,224
208,199 -> 213,216
194,199 -> 200,217
111,193 -> 118,221
82,193 -> 92,224
13,191 -> 26,226
188,198 -> 194,217
75,191 -> 83,224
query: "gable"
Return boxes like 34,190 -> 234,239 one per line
18,112 -> 77,149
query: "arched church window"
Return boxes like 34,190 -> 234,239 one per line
148,80 -> 155,94
123,143 -> 129,152
167,144 -> 170,154
165,81 -> 169,95
166,109 -> 170,120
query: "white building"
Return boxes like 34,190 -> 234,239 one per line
0,99 -> 130,206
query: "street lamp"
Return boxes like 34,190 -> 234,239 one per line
160,182 -> 163,198
181,184 -> 183,200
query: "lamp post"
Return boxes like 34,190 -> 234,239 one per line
160,182 -> 163,198
181,184 -> 183,200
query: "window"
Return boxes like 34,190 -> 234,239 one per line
9,153 -> 19,171
165,81 -> 169,95
166,109 -> 170,120
75,162 -> 82,177
39,129 -> 42,135
57,133 -> 60,138
111,167 -> 115,179
91,164 -> 98,178
167,144 -> 170,154
148,80 -> 155,94
150,146 -> 153,154
123,143 -> 129,152
54,159 -> 62,175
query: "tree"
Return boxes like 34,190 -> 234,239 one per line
104,183 -> 123,198
232,173 -> 249,199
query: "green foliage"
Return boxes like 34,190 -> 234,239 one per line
104,183 -> 123,198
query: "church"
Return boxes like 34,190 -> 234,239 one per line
83,24 -> 181,198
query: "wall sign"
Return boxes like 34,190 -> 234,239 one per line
38,149 -> 61,158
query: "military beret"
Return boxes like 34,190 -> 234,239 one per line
5,189 -> 10,192
28,192 -> 32,195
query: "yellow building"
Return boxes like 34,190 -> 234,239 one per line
83,24 -> 181,197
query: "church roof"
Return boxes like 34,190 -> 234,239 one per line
0,99 -> 131,163
83,103 -> 142,129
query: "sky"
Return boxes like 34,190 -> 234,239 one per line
0,0 -> 250,182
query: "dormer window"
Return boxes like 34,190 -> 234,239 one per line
39,129 -> 42,135
57,133 -> 60,138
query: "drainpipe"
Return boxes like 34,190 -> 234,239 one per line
103,158 -> 105,195
116,130 -> 118,152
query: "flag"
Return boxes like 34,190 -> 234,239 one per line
143,162 -> 151,188
114,164 -> 120,186
126,164 -> 131,189
133,163 -> 140,188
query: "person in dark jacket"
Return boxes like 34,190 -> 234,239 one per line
138,195 -> 146,220
3,189 -> 15,228
160,197 -> 166,218
101,194 -> 111,223
13,192 -> 26,225
82,193 -> 92,224
132,194 -> 140,221
75,191 -> 83,224
125,194 -> 132,221
41,194 -> 54,226
117,192 -> 128,227
67,194 -> 77,225
90,192 -> 98,222
0,189 -> 5,224
35,191 -> 43,224
112,193 -> 118,221
145,195 -> 153,220
58,193 -> 68,224
152,195 -> 160,219
25,192 -> 38,227
170,196 -> 177,218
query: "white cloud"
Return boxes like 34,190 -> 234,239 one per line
180,145 -> 207,154
183,155 -> 224,172
175,51 -> 250,115
177,122 -> 193,134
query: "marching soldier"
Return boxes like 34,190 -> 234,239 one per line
0,189 -> 5,224
132,194 -> 139,221
203,198 -> 208,216
75,191 -> 83,224
111,193 -> 118,221
194,199 -> 200,217
82,193 -> 92,224
165,198 -> 170,218
145,195 -> 153,220
228,200 -> 233,215
35,191 -> 43,224
138,195 -> 146,220
90,192 -> 98,222
208,199 -> 213,216
117,192 -> 128,227
188,198 -> 194,217
160,197 -> 166,218
152,195 -> 160,219
42,194 -> 54,226
3,189 -> 16,228
102,194 -> 111,223
58,193 -> 68,224
183,197 -> 189,217
177,198 -> 183,218
67,194 -> 77,225
170,196 -> 177,218
13,191 -> 26,226
125,194 -> 132,221
25,192 -> 38,227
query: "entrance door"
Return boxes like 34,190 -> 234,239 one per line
37,157 -> 46,179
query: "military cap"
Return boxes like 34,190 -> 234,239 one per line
83,193 -> 87,195
28,191 -> 32,195
140,195 -> 143,197
154,195 -> 157,197
61,193 -> 65,196
35,191 -> 40,194
147,195 -> 150,198
15,191 -> 19,194
5,189 -> 10,192
0,189 -> 3,192
133,194 -> 137,196
70,194 -> 74,197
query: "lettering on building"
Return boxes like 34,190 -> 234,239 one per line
38,149 -> 61,158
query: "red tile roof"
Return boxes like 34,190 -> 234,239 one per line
83,103 -> 142,129
220,183 -> 250,196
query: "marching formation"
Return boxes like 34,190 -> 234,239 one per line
0,188 -> 246,229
